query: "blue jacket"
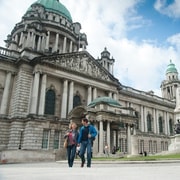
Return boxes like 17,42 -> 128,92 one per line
78,125 -> 97,143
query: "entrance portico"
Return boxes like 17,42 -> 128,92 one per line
68,97 -> 138,156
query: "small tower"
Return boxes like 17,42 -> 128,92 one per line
97,47 -> 115,74
161,60 -> 180,101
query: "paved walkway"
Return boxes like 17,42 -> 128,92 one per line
1,160 -> 180,180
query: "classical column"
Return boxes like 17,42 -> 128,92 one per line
30,71 -> 40,114
164,111 -> 167,135
87,86 -> 92,105
69,41 -> 73,52
41,35 -> 46,51
37,36 -> 41,51
166,112 -> 170,135
144,106 -> 147,132
61,80 -> 68,118
26,31 -> 31,47
108,92 -> 112,98
45,31 -> 50,51
68,81 -> 74,113
32,33 -> 36,49
140,105 -> 144,132
106,121 -> 111,149
99,121 -> 104,154
62,36 -> 67,53
156,109 -> 159,134
113,93 -> 117,100
54,33 -> 59,52
153,108 -> 157,134
92,87 -> 97,100
19,32 -> 23,46
126,124 -> 131,154
0,72 -> 12,115
38,74 -> 47,115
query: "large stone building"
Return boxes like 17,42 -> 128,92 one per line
0,0 -> 179,162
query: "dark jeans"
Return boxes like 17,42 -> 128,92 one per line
67,144 -> 76,167
79,140 -> 92,167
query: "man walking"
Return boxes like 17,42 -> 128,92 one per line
77,117 -> 97,167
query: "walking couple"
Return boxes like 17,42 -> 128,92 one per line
64,117 -> 97,168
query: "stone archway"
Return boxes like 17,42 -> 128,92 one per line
68,105 -> 87,127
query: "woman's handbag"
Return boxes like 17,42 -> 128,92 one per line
63,137 -> 68,148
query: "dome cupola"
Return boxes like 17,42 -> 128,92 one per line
29,0 -> 72,22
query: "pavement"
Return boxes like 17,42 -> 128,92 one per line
1,159 -> 180,180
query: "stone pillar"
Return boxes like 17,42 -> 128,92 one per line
113,93 -> 117,100
153,108 -> 157,134
54,33 -> 59,52
108,92 -> 112,98
41,35 -> 46,51
26,31 -> 31,47
32,33 -> 36,49
0,72 -> 12,115
144,106 -> 147,132
38,74 -> 47,115
156,109 -> 159,134
68,81 -> 74,113
30,71 -> 40,114
37,36 -> 41,51
99,121 -> 104,154
19,32 -> 23,46
127,124 -> 131,154
61,79 -> 68,118
164,111 -> 167,135
92,87 -> 97,100
166,112 -> 170,135
69,41 -> 73,52
63,36 -> 67,53
140,105 -> 144,132
87,86 -> 92,105
45,31 -> 50,51
106,121 -> 111,149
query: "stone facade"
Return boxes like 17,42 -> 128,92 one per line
0,0 -> 179,163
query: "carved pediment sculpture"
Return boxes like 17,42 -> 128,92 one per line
38,52 -> 114,82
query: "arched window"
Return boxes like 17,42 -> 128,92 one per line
73,94 -> 81,108
45,89 -> 55,115
147,114 -> 152,132
159,117 -> 163,133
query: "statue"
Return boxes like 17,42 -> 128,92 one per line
174,120 -> 180,134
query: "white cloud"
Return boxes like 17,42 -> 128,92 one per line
167,33 -> 180,51
0,0 -> 180,97
154,0 -> 180,18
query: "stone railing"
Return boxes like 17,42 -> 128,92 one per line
0,46 -> 19,59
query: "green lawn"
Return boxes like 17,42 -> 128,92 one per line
92,153 -> 180,161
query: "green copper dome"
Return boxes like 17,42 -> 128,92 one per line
88,96 -> 121,108
29,0 -> 72,22
166,60 -> 178,74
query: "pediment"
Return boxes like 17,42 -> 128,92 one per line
33,51 -> 120,84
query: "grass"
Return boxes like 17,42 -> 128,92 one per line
92,153 -> 180,161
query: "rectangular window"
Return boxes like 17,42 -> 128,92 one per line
54,130 -> 60,149
165,141 -> 168,151
42,129 -> 50,149
153,141 -> 157,153
149,140 -> 152,153
139,140 -> 144,153
161,141 -> 164,151
119,138 -> 123,152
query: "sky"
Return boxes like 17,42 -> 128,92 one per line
0,0 -> 180,97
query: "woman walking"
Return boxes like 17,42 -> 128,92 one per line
64,122 -> 79,167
